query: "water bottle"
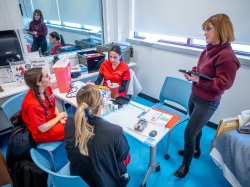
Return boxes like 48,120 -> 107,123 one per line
50,55 -> 59,74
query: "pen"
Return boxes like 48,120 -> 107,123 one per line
137,109 -> 149,118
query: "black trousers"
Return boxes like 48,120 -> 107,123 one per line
31,38 -> 48,55
183,94 -> 220,165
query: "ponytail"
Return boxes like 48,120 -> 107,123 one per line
74,103 -> 94,156
60,35 -> 65,46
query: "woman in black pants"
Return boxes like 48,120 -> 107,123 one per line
175,13 -> 240,178
28,9 -> 48,54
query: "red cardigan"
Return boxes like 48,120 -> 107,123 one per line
192,43 -> 240,101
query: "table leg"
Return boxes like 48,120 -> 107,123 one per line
141,146 -> 160,186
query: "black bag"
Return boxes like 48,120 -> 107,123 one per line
6,111 -> 37,171
237,125 -> 250,134
11,158 -> 48,187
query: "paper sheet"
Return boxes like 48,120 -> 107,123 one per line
104,104 -> 167,142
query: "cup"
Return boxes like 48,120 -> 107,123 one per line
109,83 -> 119,99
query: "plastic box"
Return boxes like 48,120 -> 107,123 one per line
53,57 -> 72,93
77,50 -> 105,73
96,42 -> 133,64
75,38 -> 101,49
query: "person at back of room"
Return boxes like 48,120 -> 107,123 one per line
87,45 -> 131,97
65,85 -> 131,187
174,13 -> 240,178
27,9 -> 48,55
22,67 -> 68,143
49,31 -> 65,55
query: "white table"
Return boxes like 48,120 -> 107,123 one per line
0,62 -> 136,100
53,88 -> 171,186
104,102 -> 170,186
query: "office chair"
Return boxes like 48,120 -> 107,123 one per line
37,141 -> 68,172
1,92 -> 26,120
153,76 -> 192,159
30,148 -> 89,187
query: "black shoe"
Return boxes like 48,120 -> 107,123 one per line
174,163 -> 189,178
178,149 -> 201,158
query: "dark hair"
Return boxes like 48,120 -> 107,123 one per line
49,32 -> 65,46
24,68 -> 52,116
110,45 -> 122,56
33,9 -> 44,22
109,45 -> 123,61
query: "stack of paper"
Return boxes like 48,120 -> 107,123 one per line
142,109 -> 173,128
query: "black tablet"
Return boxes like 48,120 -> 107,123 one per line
189,71 -> 212,80
178,69 -> 191,75
179,69 -> 212,80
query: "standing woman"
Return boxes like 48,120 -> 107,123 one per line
49,31 -> 65,55
88,45 -> 131,96
22,67 -> 67,143
65,85 -> 130,187
28,9 -> 48,54
175,13 -> 240,178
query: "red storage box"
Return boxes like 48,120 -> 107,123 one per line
53,57 -> 72,93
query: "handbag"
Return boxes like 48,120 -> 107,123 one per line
6,111 -> 37,171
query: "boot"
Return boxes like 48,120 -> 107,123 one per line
177,148 -> 201,158
174,163 -> 189,178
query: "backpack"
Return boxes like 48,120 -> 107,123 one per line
6,111 -> 37,171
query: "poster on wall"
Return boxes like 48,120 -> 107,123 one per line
29,57 -> 51,74
9,61 -> 31,84
0,66 -> 15,84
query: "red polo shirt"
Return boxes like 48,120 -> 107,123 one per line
50,42 -> 62,55
21,86 -> 64,143
100,60 -> 130,96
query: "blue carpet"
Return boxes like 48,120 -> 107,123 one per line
0,96 -> 231,187
127,96 -> 231,187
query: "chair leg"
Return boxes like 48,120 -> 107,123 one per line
164,131 -> 172,160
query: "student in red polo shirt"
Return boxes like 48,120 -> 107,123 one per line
88,45 -> 131,96
49,31 -> 65,55
21,67 -> 68,143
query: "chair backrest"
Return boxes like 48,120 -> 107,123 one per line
127,69 -> 142,98
1,92 -> 26,119
159,76 -> 191,113
30,148 -> 89,187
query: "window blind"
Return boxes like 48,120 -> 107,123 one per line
134,0 -> 250,44
58,0 -> 102,27
32,0 -> 59,21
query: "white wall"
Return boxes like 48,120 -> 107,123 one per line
130,44 -> 250,124
100,0 -> 250,124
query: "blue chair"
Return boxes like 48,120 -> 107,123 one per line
37,141 -> 68,172
153,76 -> 192,159
1,91 -> 66,171
1,92 -> 26,120
30,148 -> 89,187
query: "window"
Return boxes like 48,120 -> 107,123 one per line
63,22 -> 82,29
133,32 -> 250,56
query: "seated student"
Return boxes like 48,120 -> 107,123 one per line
49,31 -> 65,55
88,45 -> 131,96
22,67 -> 68,143
65,85 -> 130,187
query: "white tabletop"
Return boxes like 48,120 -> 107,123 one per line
0,62 -> 136,100
104,102 -> 170,147
53,86 -> 170,147
0,82 -> 28,99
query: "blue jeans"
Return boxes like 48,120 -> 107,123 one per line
183,94 -> 220,165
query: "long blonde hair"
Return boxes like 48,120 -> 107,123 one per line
75,85 -> 102,156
